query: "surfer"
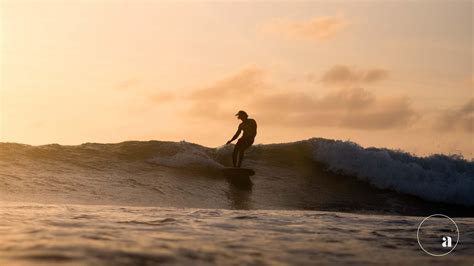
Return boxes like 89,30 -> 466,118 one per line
226,110 -> 257,168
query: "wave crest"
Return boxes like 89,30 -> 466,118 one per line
309,138 -> 474,206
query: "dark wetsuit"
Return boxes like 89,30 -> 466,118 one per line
232,118 -> 257,167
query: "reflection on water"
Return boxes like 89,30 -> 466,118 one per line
226,176 -> 253,209
0,202 -> 473,266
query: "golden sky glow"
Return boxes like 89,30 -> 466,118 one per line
1,1 -> 473,157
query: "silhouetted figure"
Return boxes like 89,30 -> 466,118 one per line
226,110 -> 257,168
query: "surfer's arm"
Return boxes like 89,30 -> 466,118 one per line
226,127 -> 242,144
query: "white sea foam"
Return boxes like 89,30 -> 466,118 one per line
148,142 -> 224,171
309,138 -> 474,206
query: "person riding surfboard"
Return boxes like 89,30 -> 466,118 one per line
226,110 -> 257,168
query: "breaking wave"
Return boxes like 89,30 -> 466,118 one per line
309,139 -> 473,206
0,138 -> 472,215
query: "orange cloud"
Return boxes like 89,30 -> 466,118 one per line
116,78 -> 140,91
321,65 -> 389,86
250,92 -> 315,112
186,101 -> 228,121
435,98 -> 473,133
114,77 -> 176,106
261,15 -> 348,41
189,67 -> 265,101
147,92 -> 175,104
252,88 -> 416,130
185,67 -> 417,130
318,87 -> 376,110
338,97 -> 417,129
185,67 -> 267,120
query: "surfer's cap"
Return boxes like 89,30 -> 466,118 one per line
235,110 -> 248,118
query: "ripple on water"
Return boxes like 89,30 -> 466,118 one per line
0,203 -> 473,266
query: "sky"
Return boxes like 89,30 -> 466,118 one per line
1,0 -> 473,157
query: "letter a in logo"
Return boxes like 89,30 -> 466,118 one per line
442,236 -> 452,248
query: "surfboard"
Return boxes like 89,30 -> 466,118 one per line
221,167 -> 255,177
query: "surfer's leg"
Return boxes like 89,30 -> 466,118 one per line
233,140 -> 244,167
237,150 -> 245,168
237,140 -> 253,168
232,146 -> 238,167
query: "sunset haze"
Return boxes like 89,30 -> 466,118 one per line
1,0 -> 473,157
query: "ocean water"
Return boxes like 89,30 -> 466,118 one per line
0,138 -> 473,265
1,202 -> 473,266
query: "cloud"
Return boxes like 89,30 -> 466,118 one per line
252,88 -> 416,130
250,92 -> 315,112
186,67 -> 267,120
251,87 -> 375,112
338,97 -> 417,129
116,78 -> 140,91
186,101 -> 228,121
147,92 -> 175,104
460,99 -> 474,113
321,65 -> 389,86
318,87 -> 376,110
261,15 -> 348,41
189,67 -> 265,101
184,67 -> 417,130
435,98 -> 473,133
114,77 -> 176,106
